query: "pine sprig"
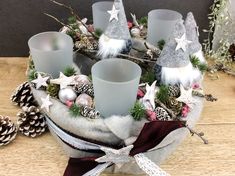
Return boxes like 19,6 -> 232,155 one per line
137,16 -> 148,27
156,85 -> 169,104
69,104 -> 81,117
141,70 -> 155,84
157,40 -> 165,50
63,66 -> 76,77
94,29 -> 103,38
28,69 -> 37,81
130,102 -> 145,121
190,55 -> 208,73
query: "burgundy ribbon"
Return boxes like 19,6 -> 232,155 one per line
64,121 -> 184,176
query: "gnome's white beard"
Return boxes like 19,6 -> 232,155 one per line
192,50 -> 206,63
98,34 -> 126,59
160,63 -> 202,88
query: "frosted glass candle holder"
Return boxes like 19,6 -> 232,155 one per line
92,59 -> 142,118
28,31 -> 73,78
147,9 -> 182,46
92,1 -> 113,32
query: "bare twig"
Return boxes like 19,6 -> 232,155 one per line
49,0 -> 98,39
155,99 -> 177,120
44,13 -> 75,32
186,125 -> 209,144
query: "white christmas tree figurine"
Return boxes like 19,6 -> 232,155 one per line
154,20 -> 201,88
184,12 -> 206,63
98,0 -> 132,58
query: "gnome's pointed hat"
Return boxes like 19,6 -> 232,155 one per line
156,20 -> 190,68
184,12 -> 202,54
104,0 -> 131,40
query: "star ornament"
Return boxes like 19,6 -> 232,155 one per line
95,145 -> 133,168
176,85 -> 198,109
107,5 -> 119,22
31,73 -> 50,89
175,33 -> 192,52
41,95 -> 53,112
50,72 -> 74,89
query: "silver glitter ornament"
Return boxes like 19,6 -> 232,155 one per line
58,87 -> 77,104
75,93 -> 93,108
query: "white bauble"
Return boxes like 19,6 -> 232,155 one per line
59,87 -> 77,104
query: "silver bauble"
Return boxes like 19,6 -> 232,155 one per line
58,87 -> 77,104
75,93 -> 93,107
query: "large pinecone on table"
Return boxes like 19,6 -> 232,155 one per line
17,106 -> 47,138
166,97 -> 183,116
155,107 -> 172,121
0,115 -> 17,146
11,82 -> 35,107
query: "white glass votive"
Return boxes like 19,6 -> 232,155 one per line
92,59 -> 142,117
92,1 -> 113,32
147,9 -> 182,46
28,31 -> 73,78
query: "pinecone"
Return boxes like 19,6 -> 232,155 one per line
11,82 -> 35,107
143,49 -> 154,60
155,107 -> 172,121
168,85 -> 180,97
73,83 -> 94,97
0,116 -> 17,146
166,97 -> 183,116
80,106 -> 100,119
17,106 -> 47,138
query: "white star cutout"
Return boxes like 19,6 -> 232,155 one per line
176,85 -> 198,109
41,95 -> 53,112
31,73 -> 49,89
95,145 -> 133,168
175,33 -> 192,52
50,72 -> 74,89
107,5 -> 119,22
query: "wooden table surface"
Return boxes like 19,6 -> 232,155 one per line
0,57 -> 235,176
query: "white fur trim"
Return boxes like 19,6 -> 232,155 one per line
98,34 -> 126,59
192,50 -> 206,63
161,63 -> 202,88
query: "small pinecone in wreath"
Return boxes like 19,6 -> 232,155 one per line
80,106 -> 100,119
168,85 -> 180,97
17,106 -> 47,138
143,49 -> 154,60
11,82 -> 35,107
73,83 -> 94,97
166,97 -> 183,116
0,115 -> 17,146
155,107 -> 172,121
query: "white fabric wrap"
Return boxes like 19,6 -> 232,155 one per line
32,88 -> 204,175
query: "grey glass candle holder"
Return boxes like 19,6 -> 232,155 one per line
147,9 -> 182,46
28,31 -> 73,78
92,1 -> 113,32
91,59 -> 142,118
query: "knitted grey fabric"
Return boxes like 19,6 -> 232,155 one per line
104,0 -> 131,40
185,12 -> 202,54
156,20 -> 190,68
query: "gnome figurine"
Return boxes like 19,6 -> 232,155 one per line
185,12 -> 206,63
98,0 -> 132,58
154,20 -> 201,88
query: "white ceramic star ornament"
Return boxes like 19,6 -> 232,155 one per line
176,85 -> 198,109
50,72 -> 74,89
95,145 -> 133,168
107,5 -> 119,22
31,73 -> 49,89
175,33 -> 192,52
41,95 -> 53,112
